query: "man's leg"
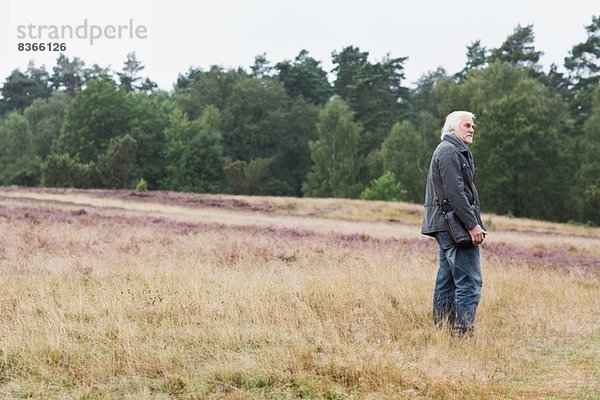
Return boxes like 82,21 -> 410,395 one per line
451,245 -> 482,335
433,233 -> 456,328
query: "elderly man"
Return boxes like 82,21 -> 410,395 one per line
421,111 -> 486,337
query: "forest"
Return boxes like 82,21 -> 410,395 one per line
0,17 -> 598,224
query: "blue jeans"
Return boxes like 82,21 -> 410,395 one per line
433,231 -> 482,332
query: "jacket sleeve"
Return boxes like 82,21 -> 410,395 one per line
437,147 -> 479,230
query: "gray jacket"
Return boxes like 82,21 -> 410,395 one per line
421,134 -> 483,236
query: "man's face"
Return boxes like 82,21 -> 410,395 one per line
454,116 -> 476,144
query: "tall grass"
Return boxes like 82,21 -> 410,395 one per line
0,189 -> 598,399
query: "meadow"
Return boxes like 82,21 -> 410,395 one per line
0,187 -> 598,399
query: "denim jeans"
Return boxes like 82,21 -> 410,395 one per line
433,231 -> 482,332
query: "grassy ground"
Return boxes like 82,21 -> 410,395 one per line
0,187 -> 598,399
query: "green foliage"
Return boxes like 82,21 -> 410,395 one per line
266,97 -> 319,196
174,66 -> 245,120
302,98 -> 364,198
447,61 -> 530,116
410,67 -> 448,117
575,86 -> 600,224
470,77 -> 572,220
136,177 -> 148,192
455,40 -> 489,82
222,77 -> 316,195
250,53 -> 273,79
360,171 -> 407,201
222,78 -> 290,161
0,112 -> 33,164
489,24 -> 543,70
332,46 -> 410,155
224,158 -> 273,195
0,63 -> 51,115
55,78 -> 131,163
50,54 -> 85,96
0,112 -> 41,185
41,154 -> 99,188
118,52 -> 144,92
581,184 -> 600,225
163,106 -> 226,193
24,92 -> 71,158
98,134 -> 137,189
275,49 -> 332,105
564,15 -> 599,123
126,91 -> 171,188
380,121 -> 427,203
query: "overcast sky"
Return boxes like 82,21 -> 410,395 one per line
2,0 -> 598,90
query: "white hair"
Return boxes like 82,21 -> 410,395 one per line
440,111 -> 475,140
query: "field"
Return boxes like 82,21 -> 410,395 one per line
0,187 -> 599,399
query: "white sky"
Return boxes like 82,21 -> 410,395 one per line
1,0 -> 598,90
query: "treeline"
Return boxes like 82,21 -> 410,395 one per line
0,18 -> 599,224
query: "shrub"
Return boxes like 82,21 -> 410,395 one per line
41,154 -> 99,188
360,171 -> 407,202
136,177 -> 148,191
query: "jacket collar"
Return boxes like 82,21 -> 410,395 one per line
443,134 -> 470,154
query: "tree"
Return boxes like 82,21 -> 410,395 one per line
117,52 -> 156,92
221,78 -> 289,161
564,15 -> 600,124
55,78 -> 131,163
138,78 -> 158,93
332,46 -> 410,155
24,92 -> 71,158
452,61 -> 530,116
470,78 -> 573,221
380,121 -> 427,203
265,97 -> 319,196
275,49 -> 332,105
250,53 -> 273,79
332,46 -> 369,99
302,98 -> 363,198
0,63 -> 51,115
455,40 -> 489,82
174,66 -> 245,120
175,67 -> 204,90
575,86 -> 600,224
83,64 -> 113,82
0,113 -> 33,162
162,108 -> 190,189
0,112 -> 40,185
127,91 -> 171,188
163,106 -> 226,193
98,134 -> 137,188
490,24 -> 543,70
543,63 -> 571,101
410,67 -> 448,117
50,54 -> 85,96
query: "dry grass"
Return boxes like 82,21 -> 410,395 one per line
0,187 -> 598,399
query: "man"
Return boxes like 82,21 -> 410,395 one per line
421,111 -> 486,337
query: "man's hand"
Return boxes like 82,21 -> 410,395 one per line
469,224 -> 487,245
